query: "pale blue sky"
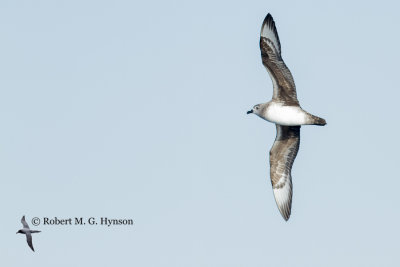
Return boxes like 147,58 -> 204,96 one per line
1,0 -> 399,266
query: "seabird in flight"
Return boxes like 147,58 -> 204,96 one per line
16,215 -> 41,251
247,13 -> 326,221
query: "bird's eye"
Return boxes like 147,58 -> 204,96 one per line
255,106 -> 259,110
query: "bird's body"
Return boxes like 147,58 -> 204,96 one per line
18,229 -> 41,235
17,216 -> 41,251
247,13 -> 326,221
260,102 -> 307,126
256,101 -> 325,126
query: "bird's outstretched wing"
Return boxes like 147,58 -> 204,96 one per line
21,216 -> 30,229
260,14 -> 299,106
26,233 -> 35,252
269,125 -> 300,221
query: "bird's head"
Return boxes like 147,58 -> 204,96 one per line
247,104 -> 264,116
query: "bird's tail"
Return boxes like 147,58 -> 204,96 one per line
308,114 -> 326,126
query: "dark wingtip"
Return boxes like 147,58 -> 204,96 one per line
263,13 -> 273,25
281,210 -> 291,221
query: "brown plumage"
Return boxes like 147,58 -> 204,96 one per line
260,15 -> 299,106
247,13 -> 326,221
269,125 -> 300,221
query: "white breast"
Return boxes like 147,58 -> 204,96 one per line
263,103 -> 307,126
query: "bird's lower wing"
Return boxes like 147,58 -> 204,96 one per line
26,233 -> 34,252
269,125 -> 300,221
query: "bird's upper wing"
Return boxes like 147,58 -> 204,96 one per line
269,125 -> 300,221
260,14 -> 299,106
21,216 -> 30,229
26,233 -> 35,252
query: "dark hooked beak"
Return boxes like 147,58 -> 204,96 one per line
247,110 -> 253,114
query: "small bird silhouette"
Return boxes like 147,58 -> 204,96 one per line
16,215 -> 41,252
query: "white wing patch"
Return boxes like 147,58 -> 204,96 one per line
260,14 -> 281,56
273,175 -> 292,221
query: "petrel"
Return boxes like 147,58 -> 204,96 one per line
16,216 -> 41,251
247,13 -> 326,221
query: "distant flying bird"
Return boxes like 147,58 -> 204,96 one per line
16,216 -> 41,251
247,13 -> 326,221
